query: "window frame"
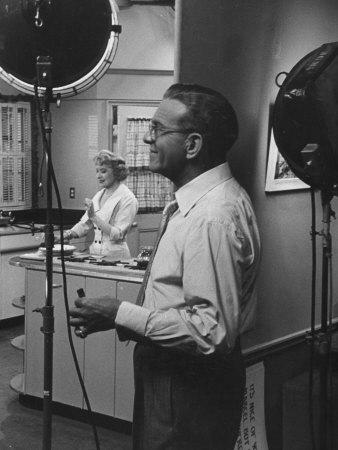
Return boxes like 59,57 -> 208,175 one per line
0,97 -> 38,210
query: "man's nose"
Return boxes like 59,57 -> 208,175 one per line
143,130 -> 154,144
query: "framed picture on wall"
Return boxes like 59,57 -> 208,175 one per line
265,130 -> 309,192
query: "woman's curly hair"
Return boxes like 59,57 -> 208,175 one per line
93,149 -> 129,181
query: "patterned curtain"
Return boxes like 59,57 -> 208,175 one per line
125,117 -> 173,213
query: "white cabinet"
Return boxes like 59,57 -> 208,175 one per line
0,232 -> 40,321
24,267 -> 141,422
115,281 -> 140,421
82,277 -> 117,416
24,270 -> 85,407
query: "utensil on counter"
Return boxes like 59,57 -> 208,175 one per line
135,246 -> 153,269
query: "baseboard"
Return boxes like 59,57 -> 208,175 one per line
19,394 -> 132,435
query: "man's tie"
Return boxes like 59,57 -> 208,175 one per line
136,199 -> 178,306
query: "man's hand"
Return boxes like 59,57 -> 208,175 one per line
69,295 -> 121,338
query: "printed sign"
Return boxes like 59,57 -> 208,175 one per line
234,362 -> 269,450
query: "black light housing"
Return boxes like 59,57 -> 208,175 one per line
0,0 -> 120,97
273,42 -> 338,190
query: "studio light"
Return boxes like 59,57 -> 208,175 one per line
273,42 -> 338,190
274,43 -> 338,450
0,0 -> 121,97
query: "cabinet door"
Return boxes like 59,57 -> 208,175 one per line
1,251 -> 26,320
0,233 -> 39,320
83,277 -> 117,416
115,281 -> 141,421
25,269 -> 85,407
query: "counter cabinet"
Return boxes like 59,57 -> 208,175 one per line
24,267 -> 141,422
0,227 -> 88,322
0,231 -> 40,321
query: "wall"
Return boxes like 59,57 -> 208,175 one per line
111,4 -> 175,71
175,0 -> 338,351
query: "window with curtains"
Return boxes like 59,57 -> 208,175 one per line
0,101 -> 32,209
125,117 -> 173,213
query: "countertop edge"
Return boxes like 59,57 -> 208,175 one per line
9,256 -> 144,284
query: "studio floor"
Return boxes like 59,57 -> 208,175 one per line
0,322 -> 132,450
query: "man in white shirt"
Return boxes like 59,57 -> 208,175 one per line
70,83 -> 261,450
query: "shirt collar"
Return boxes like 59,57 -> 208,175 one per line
175,162 -> 233,216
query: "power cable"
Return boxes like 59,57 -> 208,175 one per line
34,85 -> 101,450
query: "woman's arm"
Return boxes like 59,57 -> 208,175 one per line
87,195 -> 138,241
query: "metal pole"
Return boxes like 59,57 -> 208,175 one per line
318,191 -> 332,450
42,106 -> 54,450
35,57 -> 55,450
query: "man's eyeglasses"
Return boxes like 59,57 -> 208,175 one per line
147,122 -> 194,141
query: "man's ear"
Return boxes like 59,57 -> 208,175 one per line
185,133 -> 203,160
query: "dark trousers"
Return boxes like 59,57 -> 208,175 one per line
132,341 -> 245,450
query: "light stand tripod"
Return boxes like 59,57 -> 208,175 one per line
317,189 -> 335,450
33,56 -> 58,450
301,146 -> 337,450
307,185 -> 337,450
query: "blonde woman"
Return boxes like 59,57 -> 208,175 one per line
64,150 -> 138,259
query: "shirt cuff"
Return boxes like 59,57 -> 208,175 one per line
71,222 -> 87,238
115,301 -> 151,337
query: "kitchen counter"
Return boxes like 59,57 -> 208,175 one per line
11,250 -> 143,423
10,252 -> 145,283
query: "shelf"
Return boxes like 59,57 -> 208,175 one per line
11,334 -> 25,351
10,373 -> 24,394
11,295 -> 25,309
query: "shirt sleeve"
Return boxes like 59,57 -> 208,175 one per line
116,218 -> 249,355
148,220 -> 245,353
70,212 -> 93,238
108,195 -> 138,241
